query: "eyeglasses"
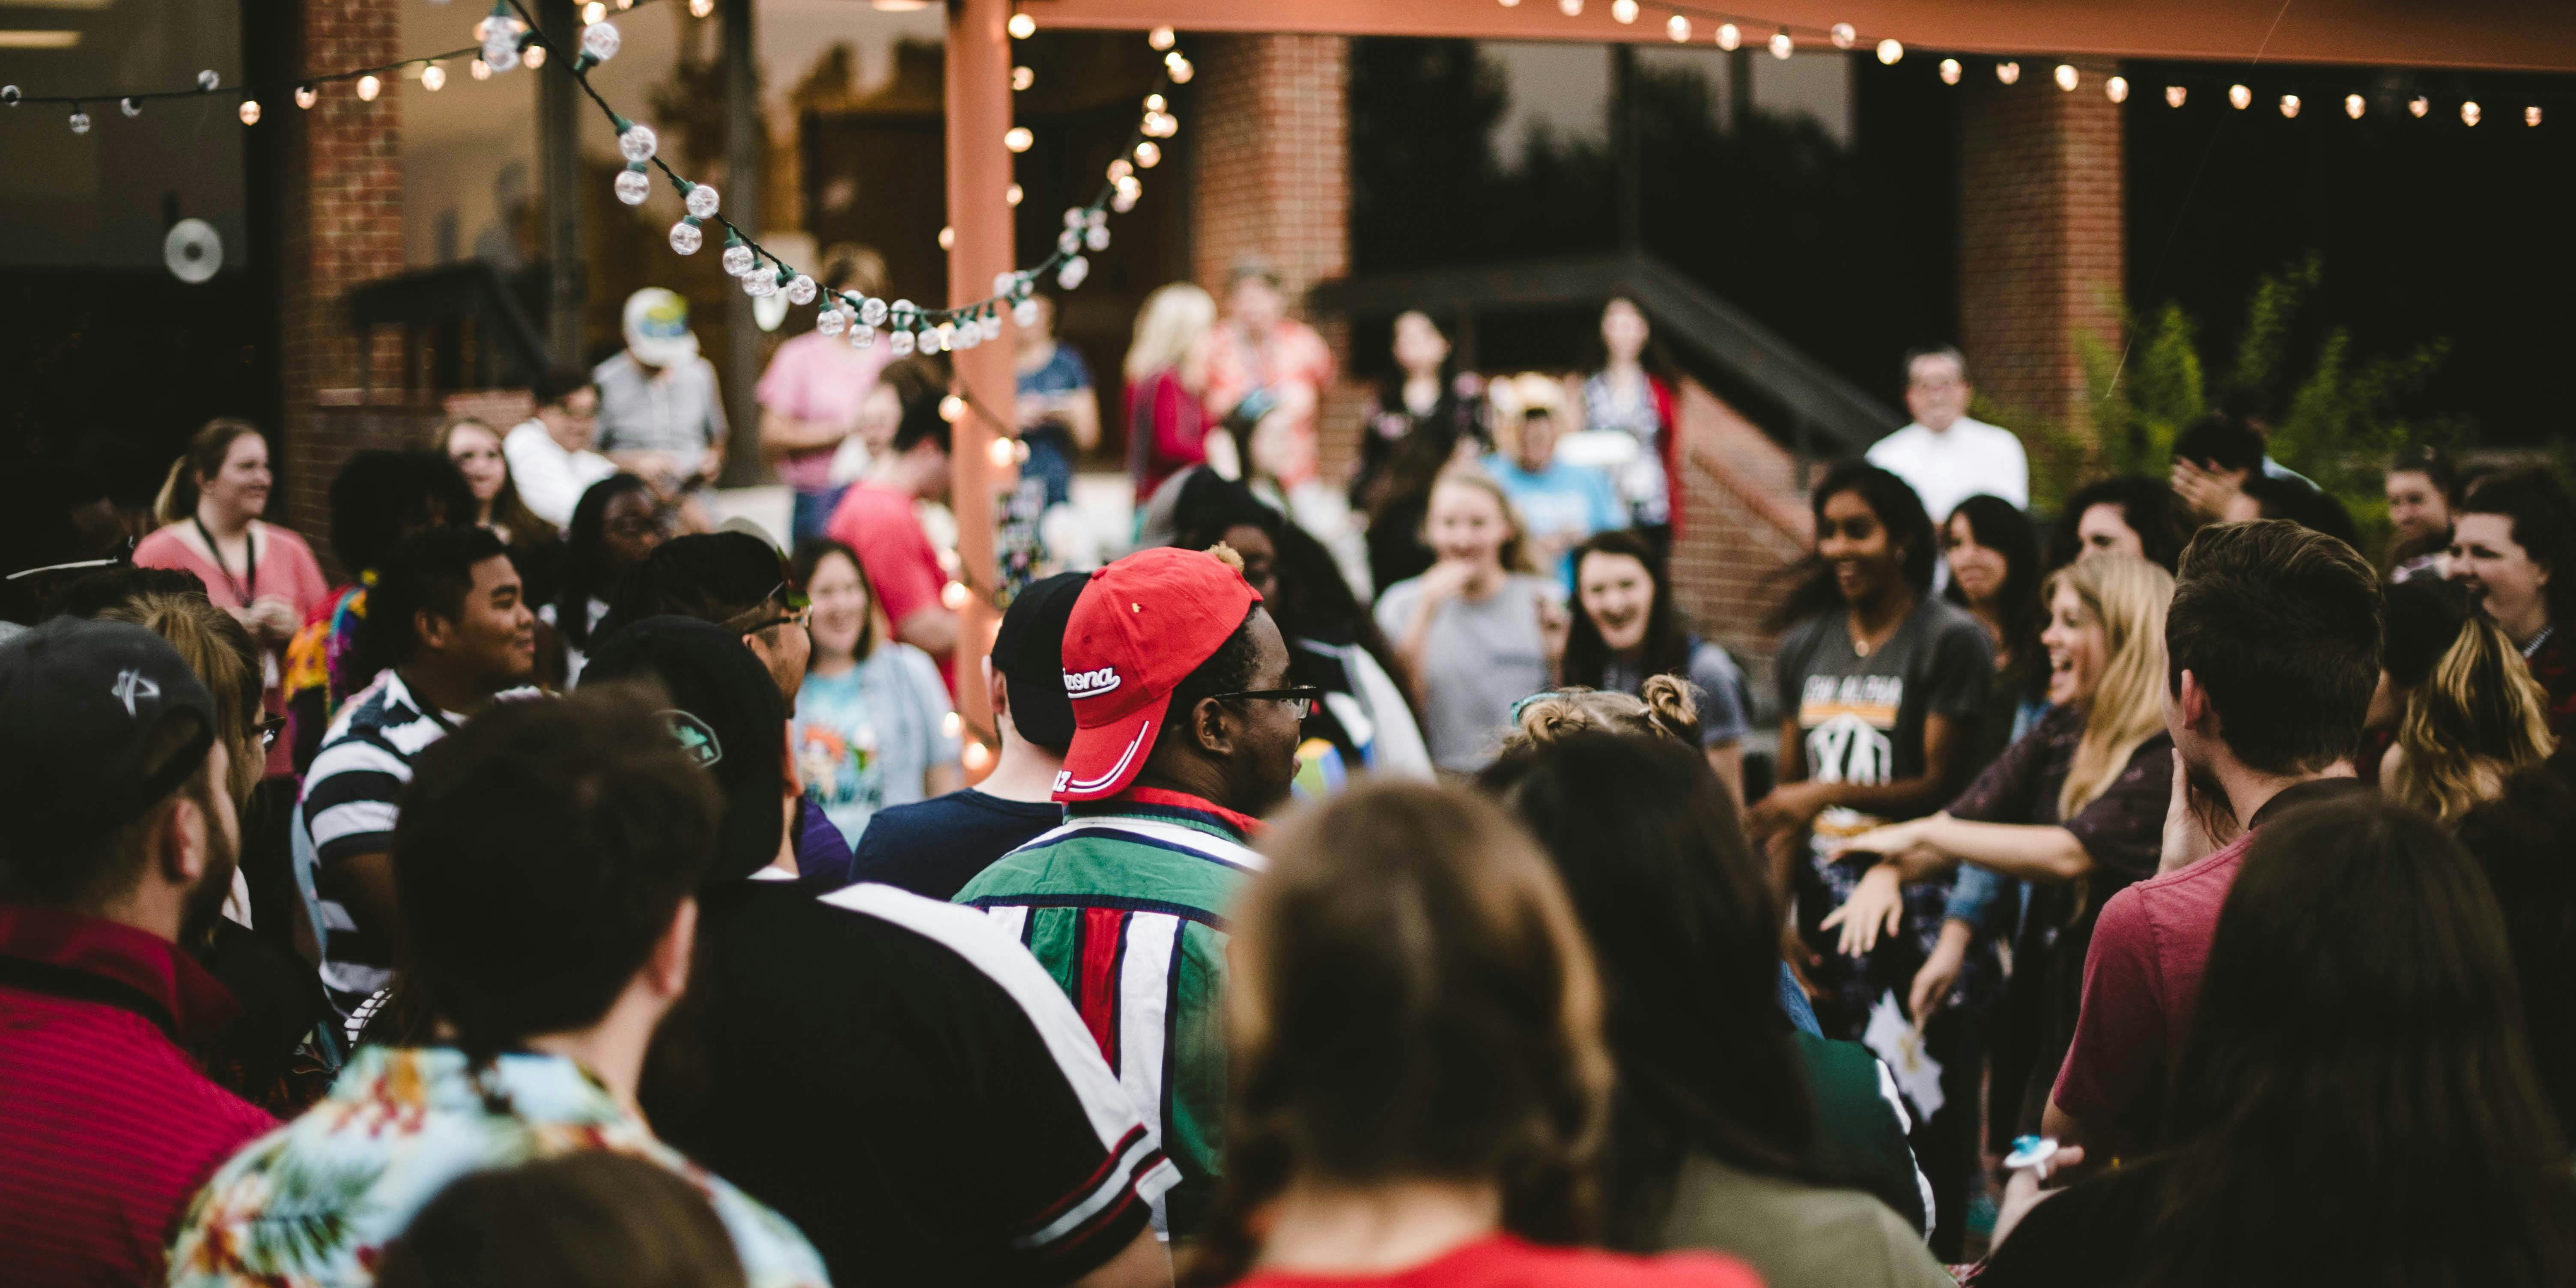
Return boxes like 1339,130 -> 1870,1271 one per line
1208,686 -> 1325,720
254,716 -> 288,751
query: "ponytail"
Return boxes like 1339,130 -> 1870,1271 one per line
155,418 -> 268,529
153,457 -> 196,528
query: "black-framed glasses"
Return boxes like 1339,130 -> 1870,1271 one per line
254,716 -> 288,751
1208,686 -> 1324,720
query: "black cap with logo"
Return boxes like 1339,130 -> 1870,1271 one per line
578,614 -> 786,884
0,617 -> 217,880
987,572 -> 1086,753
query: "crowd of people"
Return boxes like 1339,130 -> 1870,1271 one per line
13,273 -> 2576,1288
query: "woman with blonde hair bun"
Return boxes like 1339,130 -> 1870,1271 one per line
1827,554 -> 2179,1153
1504,675 -> 1702,752
1187,778 -> 1757,1288
1125,282 -> 1231,498
2385,613 -> 2557,821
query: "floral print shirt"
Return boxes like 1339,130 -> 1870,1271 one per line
168,1045 -> 829,1288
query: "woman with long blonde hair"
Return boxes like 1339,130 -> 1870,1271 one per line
1125,281 -> 1231,498
1371,466 -> 1567,772
2385,614 -> 2556,821
1827,554 -> 2179,1142
1186,779 -> 1756,1288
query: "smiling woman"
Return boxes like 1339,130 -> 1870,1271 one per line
2451,469 -> 2576,738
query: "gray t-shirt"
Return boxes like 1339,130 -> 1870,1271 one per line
1374,572 -> 1559,772
593,351 -> 728,474
1772,595 -> 1993,853
1604,638 -> 1752,748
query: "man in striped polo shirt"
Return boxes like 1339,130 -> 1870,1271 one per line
296,527 -> 537,1021
957,545 -> 1306,1238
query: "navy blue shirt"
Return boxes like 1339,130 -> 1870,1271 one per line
850,789 -> 1063,900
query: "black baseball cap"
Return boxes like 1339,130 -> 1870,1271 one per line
989,572 -> 1085,753
0,617 -> 217,869
578,615 -> 785,884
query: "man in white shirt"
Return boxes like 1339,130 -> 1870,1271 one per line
1865,346 -> 2029,525
504,366 -> 619,528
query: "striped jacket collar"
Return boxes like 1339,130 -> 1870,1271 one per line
1073,787 -> 1264,842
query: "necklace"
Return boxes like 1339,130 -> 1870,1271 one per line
2525,624 -> 2556,660
193,516 -> 257,604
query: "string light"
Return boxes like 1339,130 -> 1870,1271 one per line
2053,63 -> 2077,92
689,0 -> 713,15
2228,83 -> 2251,109
198,70 -> 219,91
1006,182 -> 1023,206
1012,66 -> 1033,90
1499,0 -> 1521,7
1006,12 -> 1035,38
669,221 -> 704,256
1134,140 -> 1162,167
987,437 -> 1015,468
1716,23 -> 1740,50
2279,93 -> 2299,118
69,109 -> 89,134
471,59 -> 492,80
1165,52 -> 1193,83
937,225 -> 955,250
357,74 -> 382,101
1004,125 -> 1032,152
296,85 -> 318,108
2345,93 -> 2364,119
2529,105 -> 2543,127
940,579 -> 970,608
523,45 -> 545,69
1829,22 -> 1854,49
1995,62 -> 2019,85
2409,95 -> 2429,117
582,0 -> 604,21
1557,0 -> 1582,15
580,21 -> 620,63
1875,39 -> 1902,65
963,742 -> 994,773
2105,75 -> 2128,103
238,98 -> 260,124
1665,14 -> 1690,42
1768,28 -> 1792,59
2462,100 -> 2481,126
422,63 -> 447,90
1610,0 -> 1639,24
1938,58 -> 1960,85
1148,25 -> 1175,50
120,96 -> 140,116
2165,85 -> 2185,107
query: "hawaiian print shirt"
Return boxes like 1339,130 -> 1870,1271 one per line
168,1045 -> 830,1288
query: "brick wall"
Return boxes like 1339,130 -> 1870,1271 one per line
1187,34 -> 1364,483
1957,57 -> 2126,495
277,0 -> 408,566
1668,377 -> 1813,710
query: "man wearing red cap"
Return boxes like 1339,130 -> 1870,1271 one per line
955,544 -> 1307,1239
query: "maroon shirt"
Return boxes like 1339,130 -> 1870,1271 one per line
0,903 -> 276,1288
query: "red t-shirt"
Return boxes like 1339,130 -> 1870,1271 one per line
2051,776 -> 2373,1130
1232,1234 -> 1759,1288
825,482 -> 954,693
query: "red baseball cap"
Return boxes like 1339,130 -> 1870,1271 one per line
1052,546 -> 1262,802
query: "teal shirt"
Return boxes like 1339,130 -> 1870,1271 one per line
953,799 -> 1257,1238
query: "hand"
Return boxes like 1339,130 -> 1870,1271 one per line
2169,459 -> 2241,525
1745,781 -> 1827,843
243,596 -> 301,643
1832,817 -> 1931,862
1992,1144 -> 2087,1249
1909,921 -> 1971,1023
1820,862 -> 1906,957
1017,397 -> 1054,431
1416,559 -> 1478,607
1535,594 -> 1571,674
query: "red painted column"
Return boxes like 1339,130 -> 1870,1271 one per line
945,0 -> 1016,770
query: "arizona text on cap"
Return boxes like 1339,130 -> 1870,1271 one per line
1052,548 -> 1260,802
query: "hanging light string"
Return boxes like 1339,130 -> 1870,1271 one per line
498,0 -> 1181,351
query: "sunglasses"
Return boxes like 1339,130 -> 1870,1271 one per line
1208,686 -> 1325,720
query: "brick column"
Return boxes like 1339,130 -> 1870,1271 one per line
277,0 -> 408,566
1187,35 -> 1360,483
1957,57 -> 2124,494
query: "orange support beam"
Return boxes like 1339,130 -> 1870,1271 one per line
946,0 -> 1017,774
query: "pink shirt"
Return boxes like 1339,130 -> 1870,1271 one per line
824,483 -> 954,695
1205,318 -> 1335,486
1232,1235 -> 1759,1288
133,521 -> 332,776
756,330 -> 893,491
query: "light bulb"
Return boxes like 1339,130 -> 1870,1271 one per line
295,85 -> 318,108
1006,182 -> 1023,206
238,99 -> 261,125
1610,0 -> 1638,24
938,225 -> 956,250
1557,0 -> 1581,15
1057,228 -> 1081,255
583,1 -> 604,22
1500,0 -> 1521,6
689,0 -> 712,15
1012,66 -> 1033,91
741,271 -> 775,298
1148,25 -> 1175,50
1769,29 -> 1792,59
1058,255 -> 1089,289
889,300 -> 918,330
2462,100 -> 2481,126
940,579 -> 970,608
669,219 -> 703,255
2105,75 -> 2128,103
470,59 -> 492,80
863,298 -> 891,328
1086,224 -> 1109,251
199,69 -> 221,91
1876,39 -> 1902,65
817,306 -> 848,337
1135,140 -> 1162,167
685,183 -> 720,219
2344,94 -> 2364,119
1004,125 -> 1032,152
609,165 -> 649,205
1665,14 -> 1689,42
1,86 -> 16,105
1716,23 -> 1739,50
963,742 -> 993,773
2528,105 -> 2543,127
2279,94 -> 2299,118
357,75 -> 381,102
849,325 -> 877,350
1165,54 -> 1193,83
69,110 -> 89,134
889,328 -> 916,356
786,274 -> 817,305
1830,22 -> 1855,49
2409,95 -> 2428,118
1107,158 -> 1133,182
581,21 -> 620,63
1007,12 -> 1035,38
1995,61 -> 2019,85
1938,58 -> 1960,85
1014,299 -> 1040,329
994,270 -> 1021,295
422,63 -> 447,91
1146,93 -> 1166,111
121,96 -> 141,117
2165,85 -> 2185,107
722,242 -> 756,276
988,437 -> 1015,468
619,122 -> 656,162
522,44 -> 545,69
2228,83 -> 2250,110
2053,64 -> 2077,92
